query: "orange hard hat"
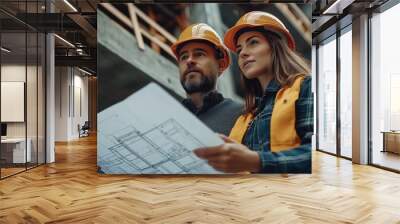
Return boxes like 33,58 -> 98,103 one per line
170,23 -> 230,72
224,11 -> 296,52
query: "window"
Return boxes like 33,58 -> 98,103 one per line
339,28 -> 352,158
317,36 -> 337,154
312,45 -> 317,150
370,2 -> 400,171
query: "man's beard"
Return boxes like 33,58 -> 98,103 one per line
181,73 -> 216,94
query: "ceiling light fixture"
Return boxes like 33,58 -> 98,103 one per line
63,0 -> 78,12
322,0 -> 354,15
54,34 -> 75,48
76,48 -> 84,55
78,67 -> 93,76
1,47 -> 11,53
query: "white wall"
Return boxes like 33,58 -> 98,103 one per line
1,82 -> 25,122
70,72 -> 89,139
55,67 -> 89,141
55,66 -> 69,141
1,64 -> 38,137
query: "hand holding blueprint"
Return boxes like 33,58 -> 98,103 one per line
97,82 -> 224,174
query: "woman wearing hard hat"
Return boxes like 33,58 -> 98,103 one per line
194,11 -> 313,173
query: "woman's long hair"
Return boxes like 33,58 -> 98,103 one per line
235,27 -> 311,114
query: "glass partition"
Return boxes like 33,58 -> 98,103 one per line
27,30 -> 38,169
0,1 -> 46,179
38,32 -> 45,165
1,30 -> 28,177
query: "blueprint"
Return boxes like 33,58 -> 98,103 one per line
97,83 -> 224,174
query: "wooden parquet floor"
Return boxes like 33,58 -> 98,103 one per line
1,134 -> 400,224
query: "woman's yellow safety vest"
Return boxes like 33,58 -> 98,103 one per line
229,75 -> 305,152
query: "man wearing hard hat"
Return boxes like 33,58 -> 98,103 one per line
170,23 -> 242,136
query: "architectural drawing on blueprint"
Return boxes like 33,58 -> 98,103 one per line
98,119 -> 217,174
97,83 -> 223,174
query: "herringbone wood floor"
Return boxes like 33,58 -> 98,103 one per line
1,135 -> 400,224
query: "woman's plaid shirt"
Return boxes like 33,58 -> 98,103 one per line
243,76 -> 313,173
